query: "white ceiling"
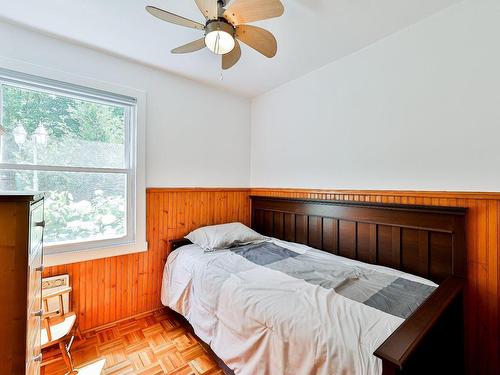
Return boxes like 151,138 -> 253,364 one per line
0,0 -> 461,97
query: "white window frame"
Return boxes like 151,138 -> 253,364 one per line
0,67 -> 147,264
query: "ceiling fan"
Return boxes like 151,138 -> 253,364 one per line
146,0 -> 284,70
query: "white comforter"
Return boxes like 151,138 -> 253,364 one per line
161,239 -> 436,375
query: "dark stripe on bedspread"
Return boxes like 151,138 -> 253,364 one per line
230,242 -> 435,319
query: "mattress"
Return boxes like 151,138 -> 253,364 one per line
161,238 -> 437,375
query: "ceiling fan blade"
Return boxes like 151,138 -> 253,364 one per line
236,25 -> 277,58
222,40 -> 241,70
146,6 -> 205,30
224,0 -> 284,25
194,0 -> 218,20
172,38 -> 206,54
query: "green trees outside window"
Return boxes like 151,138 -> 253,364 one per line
0,84 -> 128,244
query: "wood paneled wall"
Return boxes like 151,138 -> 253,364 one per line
45,187 -> 498,374
44,189 -> 251,331
251,188 -> 499,375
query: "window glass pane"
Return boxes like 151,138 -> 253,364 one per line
0,84 -> 126,169
0,169 -> 127,244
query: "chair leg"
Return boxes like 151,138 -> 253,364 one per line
58,341 -> 78,375
76,326 -> 85,342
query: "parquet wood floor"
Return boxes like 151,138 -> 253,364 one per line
41,309 -> 224,375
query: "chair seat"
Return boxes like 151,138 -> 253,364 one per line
41,312 -> 76,347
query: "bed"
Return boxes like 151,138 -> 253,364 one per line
162,196 -> 466,375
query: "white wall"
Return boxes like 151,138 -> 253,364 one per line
3,0 -> 500,193
0,20 -> 251,187
251,0 -> 500,191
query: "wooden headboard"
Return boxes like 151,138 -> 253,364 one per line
251,196 -> 466,284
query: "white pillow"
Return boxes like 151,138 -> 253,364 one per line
185,222 -> 266,252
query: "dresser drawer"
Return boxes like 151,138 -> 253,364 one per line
28,227 -> 43,314
27,261 -> 42,316
29,200 -> 44,262
26,358 -> 41,375
26,312 -> 41,375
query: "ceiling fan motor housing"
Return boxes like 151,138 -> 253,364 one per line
205,20 -> 234,37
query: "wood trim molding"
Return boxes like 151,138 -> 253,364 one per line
251,187 -> 500,200
148,186 -> 500,199
147,187 -> 500,199
147,187 -> 250,193
80,308 -> 161,334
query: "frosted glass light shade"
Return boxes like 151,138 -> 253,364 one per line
205,30 -> 235,55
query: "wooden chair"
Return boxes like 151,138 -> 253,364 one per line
41,285 -> 80,375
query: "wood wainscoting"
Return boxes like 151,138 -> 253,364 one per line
251,188 -> 499,375
44,188 -> 251,332
44,187 -> 498,374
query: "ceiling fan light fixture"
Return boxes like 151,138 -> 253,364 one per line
146,0 -> 284,69
205,21 -> 235,55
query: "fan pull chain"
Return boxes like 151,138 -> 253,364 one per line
220,70 -> 224,81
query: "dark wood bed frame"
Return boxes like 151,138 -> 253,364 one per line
171,196 -> 467,374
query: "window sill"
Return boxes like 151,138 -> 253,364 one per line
43,241 -> 148,266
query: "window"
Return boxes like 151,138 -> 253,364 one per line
0,68 -> 138,254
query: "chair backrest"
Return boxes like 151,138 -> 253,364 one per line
41,274 -> 70,313
41,275 -> 73,344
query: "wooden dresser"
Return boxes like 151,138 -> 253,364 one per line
0,193 -> 44,375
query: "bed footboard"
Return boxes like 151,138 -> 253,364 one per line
374,276 -> 465,374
